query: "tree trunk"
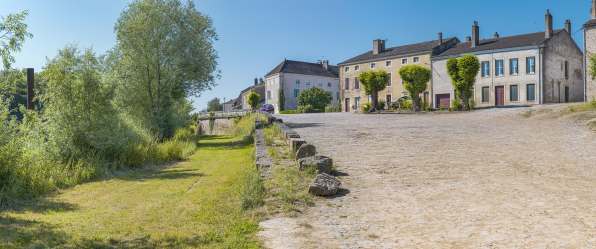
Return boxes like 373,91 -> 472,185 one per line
369,91 -> 379,113
461,88 -> 469,111
412,96 -> 420,111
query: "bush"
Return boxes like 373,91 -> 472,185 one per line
361,102 -> 371,113
379,100 -> 386,110
325,106 -> 341,112
297,104 -> 314,114
450,98 -> 463,111
280,110 -> 296,114
591,96 -> 596,108
402,100 -> 412,110
420,100 -> 431,112
468,99 -> 476,110
440,103 -> 445,111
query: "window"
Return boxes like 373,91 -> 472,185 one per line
526,57 -> 535,74
354,77 -> 360,89
510,58 -> 518,75
267,91 -> 271,100
386,94 -> 392,103
296,79 -> 300,84
495,60 -> 504,76
565,61 -> 569,78
386,61 -> 392,67
294,89 -> 300,98
328,82 -> 331,87
345,78 -> 350,90
510,85 -> 518,101
355,65 -> 360,71
527,84 -> 535,101
328,91 -> 333,100
402,58 -> 408,64
318,81 -> 322,86
482,86 -> 489,102
371,63 -> 376,69
414,57 -> 419,63
387,72 -> 392,86
481,61 -> 490,77
345,67 -> 350,72
355,97 -> 360,107
469,88 -> 474,100
306,80 -> 310,86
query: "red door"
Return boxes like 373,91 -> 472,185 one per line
345,98 -> 350,112
495,86 -> 504,106
436,94 -> 450,108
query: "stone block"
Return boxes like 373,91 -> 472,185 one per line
290,138 -> 306,151
295,143 -> 316,160
298,155 -> 333,174
309,173 -> 341,196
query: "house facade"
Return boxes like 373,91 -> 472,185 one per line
234,78 -> 266,110
584,0 -> 596,101
338,36 -> 459,112
222,98 -> 236,111
264,59 -> 339,114
432,11 -> 583,108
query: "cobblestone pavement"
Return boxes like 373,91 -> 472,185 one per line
256,105 -> 596,248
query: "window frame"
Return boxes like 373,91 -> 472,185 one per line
345,67 -> 350,72
387,72 -> 392,86
371,62 -> 376,69
413,57 -> 420,63
354,77 -> 360,89
355,65 -> 360,71
402,58 -> 408,65
482,86 -> 490,103
296,79 -> 300,84
564,61 -> 569,79
495,59 -> 504,77
509,58 -> 519,76
526,56 -> 536,74
469,87 -> 475,100
294,89 -> 300,98
344,78 -> 350,90
526,83 -> 536,101
481,61 -> 490,78
509,84 -> 519,102
327,82 -> 331,87
306,80 -> 310,86
386,60 -> 392,67
318,81 -> 322,87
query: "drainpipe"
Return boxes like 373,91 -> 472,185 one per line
539,45 -> 544,104
585,28 -> 588,102
430,60 -> 434,108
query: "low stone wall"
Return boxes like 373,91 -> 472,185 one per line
196,118 -> 233,135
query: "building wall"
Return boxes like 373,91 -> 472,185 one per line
339,52 -> 431,112
585,25 -> 596,101
265,73 -> 339,114
432,48 -> 541,107
543,31 -> 584,103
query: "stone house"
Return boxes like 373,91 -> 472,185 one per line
222,98 -> 236,111
584,0 -> 596,101
338,35 -> 459,112
234,78 -> 266,110
432,10 -> 583,108
264,59 -> 339,114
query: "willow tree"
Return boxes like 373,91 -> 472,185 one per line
112,0 -> 219,139
0,10 -> 33,69
398,65 -> 431,111
446,54 -> 480,110
357,70 -> 389,112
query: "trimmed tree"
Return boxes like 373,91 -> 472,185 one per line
357,70 -> 389,112
297,87 -> 332,110
398,65 -> 431,111
446,54 -> 480,110
278,89 -> 285,112
247,92 -> 260,110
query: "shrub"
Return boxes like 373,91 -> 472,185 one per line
325,106 -> 341,112
361,102 -> 371,113
239,168 -> 265,209
591,96 -> 596,108
402,100 -> 412,110
468,99 -> 476,110
451,98 -> 463,111
297,104 -> 314,114
280,110 -> 296,114
379,100 -> 386,110
440,103 -> 445,111
420,100 -> 431,112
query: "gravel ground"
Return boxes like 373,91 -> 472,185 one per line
256,104 -> 596,248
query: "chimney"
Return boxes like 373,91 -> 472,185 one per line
466,36 -> 471,42
317,60 -> 322,64
373,39 -> 385,55
254,77 -> 258,85
494,32 -> 499,39
472,21 -> 480,48
438,32 -> 443,45
323,60 -> 329,70
545,9 -> 553,38
565,19 -> 571,34
592,0 -> 596,19
259,77 -> 264,84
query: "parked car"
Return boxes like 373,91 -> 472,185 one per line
259,104 -> 274,113
389,96 -> 412,109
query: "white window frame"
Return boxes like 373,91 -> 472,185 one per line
327,82 -> 331,87
371,63 -> 376,69
510,58 -> 518,75
318,81 -> 322,86
296,79 -> 300,84
495,59 -> 504,77
386,60 -> 392,67
413,57 -> 420,63
345,67 -> 350,72
306,80 -> 310,86
355,65 -> 360,71
402,58 -> 408,65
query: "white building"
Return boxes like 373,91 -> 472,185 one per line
264,59 -> 340,113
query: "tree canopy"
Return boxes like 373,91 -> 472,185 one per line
398,65 -> 431,110
204,97 -> 223,112
0,10 -> 33,69
247,92 -> 260,110
297,87 -> 332,110
357,70 -> 389,112
446,54 -> 480,110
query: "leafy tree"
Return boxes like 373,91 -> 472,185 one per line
278,88 -> 285,112
111,0 -> 219,138
398,65 -> 431,111
588,53 -> 596,80
297,87 -> 332,110
0,69 -> 26,118
0,10 -> 33,69
446,54 -> 480,110
357,70 -> 389,112
247,92 -> 260,110
205,97 -> 223,112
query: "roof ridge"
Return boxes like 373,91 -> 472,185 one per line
477,29 -> 564,42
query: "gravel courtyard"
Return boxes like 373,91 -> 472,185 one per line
257,105 -> 596,248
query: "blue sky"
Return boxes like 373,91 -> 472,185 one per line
3,0 -> 592,112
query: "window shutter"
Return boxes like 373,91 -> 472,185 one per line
387,73 -> 392,86
354,77 -> 359,89
345,78 -> 350,90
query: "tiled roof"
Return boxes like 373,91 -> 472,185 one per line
433,30 -> 563,57
339,37 -> 458,65
265,60 -> 339,78
223,99 -> 236,105
584,19 -> 596,27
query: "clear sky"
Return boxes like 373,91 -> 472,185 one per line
3,0 -> 592,112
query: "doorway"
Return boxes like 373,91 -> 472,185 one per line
495,86 -> 504,106
345,98 -> 350,112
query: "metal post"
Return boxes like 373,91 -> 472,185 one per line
27,68 -> 34,110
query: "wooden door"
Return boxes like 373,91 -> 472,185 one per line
345,98 -> 350,112
436,94 -> 450,108
495,86 -> 504,106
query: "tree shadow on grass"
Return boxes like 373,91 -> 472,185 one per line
121,168 -> 206,181
0,216 -> 72,248
2,199 -> 79,215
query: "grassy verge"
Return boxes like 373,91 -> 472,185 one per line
0,116 -> 264,248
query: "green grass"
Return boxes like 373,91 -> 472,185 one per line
0,134 -> 263,248
279,110 -> 296,114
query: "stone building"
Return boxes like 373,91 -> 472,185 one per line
584,0 -> 596,101
264,59 -> 339,113
234,78 -> 266,110
338,35 -> 459,112
431,10 -> 583,108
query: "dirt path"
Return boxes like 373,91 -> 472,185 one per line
257,105 -> 596,248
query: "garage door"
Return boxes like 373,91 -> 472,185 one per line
436,94 -> 450,108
